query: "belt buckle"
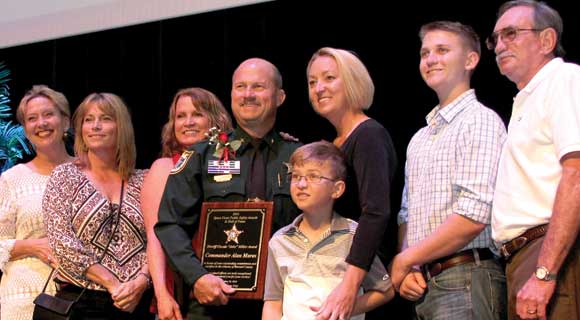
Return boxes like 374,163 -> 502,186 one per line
501,236 -> 528,259
500,245 -> 511,259
512,236 -> 528,251
422,262 -> 442,280
430,263 -> 442,277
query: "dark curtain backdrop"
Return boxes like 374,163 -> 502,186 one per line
1,1 -> 577,318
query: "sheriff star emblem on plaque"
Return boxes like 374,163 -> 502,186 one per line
224,223 -> 244,244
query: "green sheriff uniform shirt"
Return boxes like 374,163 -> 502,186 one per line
155,127 -> 301,286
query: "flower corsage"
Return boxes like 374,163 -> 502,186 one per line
206,127 -> 242,161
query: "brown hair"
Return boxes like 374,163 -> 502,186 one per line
419,20 -> 481,57
289,140 -> 347,181
161,88 -> 232,157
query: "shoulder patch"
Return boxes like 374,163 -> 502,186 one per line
170,150 -> 194,175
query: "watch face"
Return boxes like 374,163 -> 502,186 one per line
536,267 -> 548,279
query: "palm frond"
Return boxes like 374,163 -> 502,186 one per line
0,61 -> 33,174
0,121 -> 32,172
0,62 -> 10,120
0,97 -> 10,119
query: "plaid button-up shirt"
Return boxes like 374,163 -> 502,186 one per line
399,89 -> 506,251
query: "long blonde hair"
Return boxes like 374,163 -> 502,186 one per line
73,93 -> 136,179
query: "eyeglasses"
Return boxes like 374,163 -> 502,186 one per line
485,27 -> 544,50
289,172 -> 336,184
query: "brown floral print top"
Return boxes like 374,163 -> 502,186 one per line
43,162 -> 147,291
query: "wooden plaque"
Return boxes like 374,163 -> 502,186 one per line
193,201 -> 273,300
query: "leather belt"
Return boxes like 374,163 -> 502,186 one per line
500,224 -> 548,260
422,248 -> 494,279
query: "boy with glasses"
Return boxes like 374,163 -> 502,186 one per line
489,1 -> 580,319
262,141 -> 393,320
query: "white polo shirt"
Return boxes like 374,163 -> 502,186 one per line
492,58 -> 580,243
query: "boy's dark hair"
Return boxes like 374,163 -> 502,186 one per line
289,140 -> 347,181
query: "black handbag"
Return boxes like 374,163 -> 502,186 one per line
32,276 -> 79,320
33,182 -> 124,320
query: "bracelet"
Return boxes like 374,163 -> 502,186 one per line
137,272 -> 152,288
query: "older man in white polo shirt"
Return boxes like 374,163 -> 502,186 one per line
490,1 -> 580,319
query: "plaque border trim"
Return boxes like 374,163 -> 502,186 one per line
194,201 -> 273,300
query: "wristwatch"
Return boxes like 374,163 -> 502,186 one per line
534,266 -> 557,281
137,272 -> 152,288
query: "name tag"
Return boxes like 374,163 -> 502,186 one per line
214,174 -> 233,182
208,160 -> 240,174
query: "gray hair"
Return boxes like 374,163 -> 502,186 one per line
498,0 -> 564,57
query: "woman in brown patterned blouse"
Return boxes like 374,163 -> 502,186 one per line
43,93 -> 153,319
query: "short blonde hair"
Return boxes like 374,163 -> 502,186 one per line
17,85 -> 70,125
307,47 -> 374,111
73,93 -> 136,179
161,87 -> 232,157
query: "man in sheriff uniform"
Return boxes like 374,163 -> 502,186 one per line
155,58 -> 301,317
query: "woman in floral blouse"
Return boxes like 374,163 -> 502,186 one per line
43,92 -> 153,319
